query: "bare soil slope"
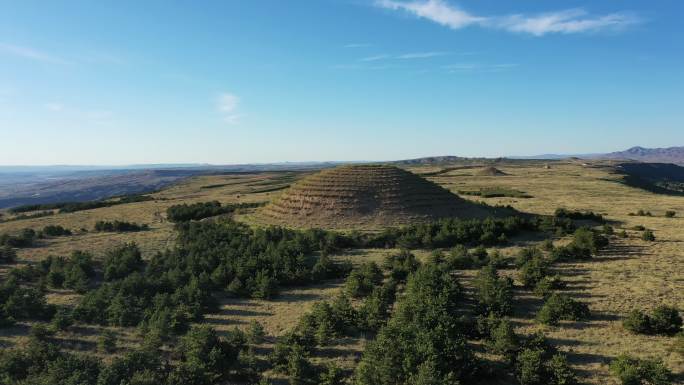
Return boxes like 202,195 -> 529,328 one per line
477,166 -> 509,176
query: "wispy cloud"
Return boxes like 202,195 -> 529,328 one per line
217,93 -> 241,124
345,43 -> 372,48
360,54 -> 391,62
0,43 -> 70,64
377,0 -> 483,29
42,102 -> 115,125
376,0 -> 640,36
493,9 -> 638,36
443,63 -> 518,73
397,51 -> 448,59
360,51 -> 449,62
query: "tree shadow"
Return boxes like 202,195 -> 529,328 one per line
69,324 -> 103,337
56,337 -> 98,352
271,292 -> 323,303
315,345 -> 363,359
513,291 -> 544,319
597,243 -> 650,259
558,268 -> 591,277
204,317 -> 247,327
216,308 -> 273,317
590,311 -> 620,322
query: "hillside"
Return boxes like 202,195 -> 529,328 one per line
0,160 -> 682,385
614,162 -> 684,195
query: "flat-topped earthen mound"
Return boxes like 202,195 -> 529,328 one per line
255,164 -> 497,229
477,166 -> 509,176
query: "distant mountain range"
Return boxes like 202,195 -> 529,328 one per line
511,146 -> 684,165
600,146 -> 684,164
1,146 -> 682,209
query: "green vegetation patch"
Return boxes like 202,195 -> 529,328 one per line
458,187 -> 532,198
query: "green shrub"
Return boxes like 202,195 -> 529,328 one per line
98,329 -> 117,353
383,250 -> 419,282
551,227 -> 608,261
484,318 -> 519,362
609,354 -> 672,385
42,225 -> 72,237
446,244 -> 473,268
519,256 -> 551,288
319,363 -> 345,385
94,220 -> 148,232
98,349 -> 166,385
474,265 -> 513,316
536,294 -> 589,326
641,230 -> 655,241
0,246 -> 17,263
357,280 -> 396,332
649,306 -> 682,335
166,201 -> 264,222
1,281 -> 55,321
247,320 -> 266,344
554,208 -> 604,222
103,243 -> 143,281
285,343 -> 315,385
546,353 -> 578,385
344,262 -> 383,298
515,345 -> 577,385
51,307 -> 74,331
541,240 -> 555,251
0,228 -> 36,248
533,275 -> 565,298
516,348 -> 545,385
603,224 -> 614,235
353,264 -> 476,385
665,210 -> 676,218
252,270 -> 278,299
623,310 -> 652,334
516,247 -> 544,268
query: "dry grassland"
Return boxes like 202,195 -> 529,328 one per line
0,161 -> 682,383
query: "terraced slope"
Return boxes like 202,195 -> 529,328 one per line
477,166 -> 509,176
256,164 -> 496,228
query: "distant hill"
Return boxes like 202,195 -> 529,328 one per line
393,155 -> 500,165
509,146 -> 684,165
0,163 -> 339,209
602,146 -> 684,165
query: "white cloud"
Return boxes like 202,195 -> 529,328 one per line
397,51 -> 448,59
492,9 -> 638,36
377,0 -> 483,29
360,54 -> 390,62
0,43 -> 70,64
376,0 -> 640,36
217,93 -> 240,124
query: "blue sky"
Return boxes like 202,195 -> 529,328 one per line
0,0 -> 682,165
